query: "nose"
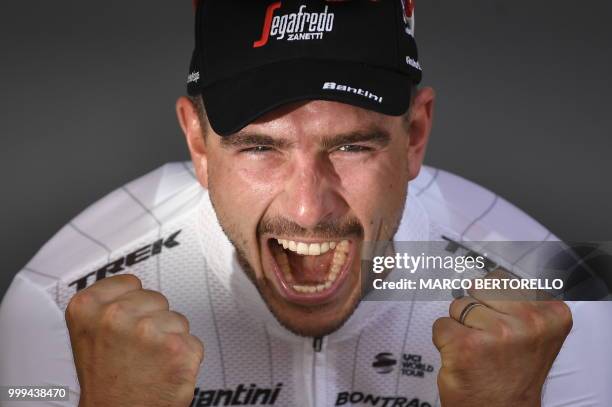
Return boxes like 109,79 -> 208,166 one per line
281,154 -> 347,230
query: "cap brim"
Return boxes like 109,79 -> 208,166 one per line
201,59 -> 413,136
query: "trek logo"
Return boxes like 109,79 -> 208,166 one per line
253,2 -> 335,47
373,352 -> 397,374
68,230 -> 182,292
335,392 -> 432,407
323,82 -> 384,104
373,352 -> 434,378
190,383 -> 283,406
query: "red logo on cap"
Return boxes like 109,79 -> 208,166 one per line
253,2 -> 336,48
253,2 -> 283,48
404,0 -> 414,17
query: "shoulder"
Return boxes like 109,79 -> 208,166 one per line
542,301 -> 612,406
0,274 -> 79,395
7,161 -> 205,309
413,166 -> 554,242
0,162 -> 210,389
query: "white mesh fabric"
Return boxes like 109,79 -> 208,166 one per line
5,162 -> 609,407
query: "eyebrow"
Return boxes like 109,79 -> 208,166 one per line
220,133 -> 293,149
320,129 -> 391,150
221,127 -> 391,150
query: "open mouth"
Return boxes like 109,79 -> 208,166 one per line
266,237 -> 356,304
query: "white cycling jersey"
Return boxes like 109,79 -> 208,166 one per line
1,163 -> 610,407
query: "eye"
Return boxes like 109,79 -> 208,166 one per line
336,144 -> 373,153
241,146 -> 274,154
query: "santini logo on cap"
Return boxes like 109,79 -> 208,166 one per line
253,3 -> 335,48
323,82 -> 383,104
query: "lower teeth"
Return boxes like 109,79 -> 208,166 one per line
293,281 -> 333,294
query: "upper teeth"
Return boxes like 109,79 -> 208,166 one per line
277,239 -> 345,256
273,238 -> 352,295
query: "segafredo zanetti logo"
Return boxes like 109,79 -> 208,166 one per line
253,2 -> 335,48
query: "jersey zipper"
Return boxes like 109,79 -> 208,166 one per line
313,336 -> 323,352
309,336 -> 327,406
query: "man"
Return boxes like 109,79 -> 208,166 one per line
1,1 -> 610,406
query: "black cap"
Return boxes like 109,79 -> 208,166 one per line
187,0 -> 422,136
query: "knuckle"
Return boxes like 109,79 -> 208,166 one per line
140,289 -> 170,309
175,312 -> 190,331
175,343 -> 204,381
523,308 -> 547,334
99,302 -> 126,331
512,301 -> 531,316
162,333 -> 188,356
514,303 -> 542,326
66,291 -> 95,322
548,301 -> 573,333
493,320 -> 513,343
432,317 -> 444,333
431,318 -> 449,347
116,273 -> 142,288
512,305 -> 553,345
135,316 -> 157,341
163,310 -> 189,333
191,335 -> 205,362
181,358 -> 202,380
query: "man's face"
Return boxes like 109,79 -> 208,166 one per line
180,94 -> 433,337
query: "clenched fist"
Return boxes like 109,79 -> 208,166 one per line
432,270 -> 573,407
65,274 -> 204,407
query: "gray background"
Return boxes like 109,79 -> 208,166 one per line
1,0 -> 610,299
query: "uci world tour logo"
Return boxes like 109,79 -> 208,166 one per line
373,352 -> 435,378
253,2 -> 335,48
372,352 -> 397,374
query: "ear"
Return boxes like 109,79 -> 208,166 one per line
406,87 -> 435,181
176,96 -> 209,189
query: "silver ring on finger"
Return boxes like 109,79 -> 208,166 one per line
459,302 -> 486,326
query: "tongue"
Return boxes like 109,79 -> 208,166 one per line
287,250 -> 335,284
